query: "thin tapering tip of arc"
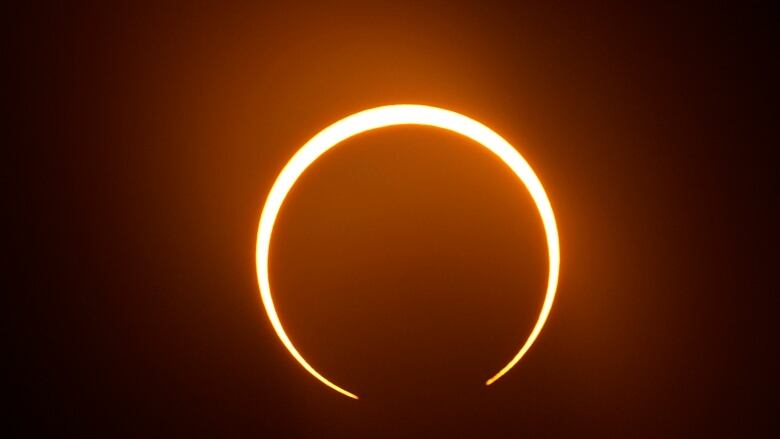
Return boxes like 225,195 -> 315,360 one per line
256,104 -> 560,399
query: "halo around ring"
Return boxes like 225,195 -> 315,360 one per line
256,104 -> 560,399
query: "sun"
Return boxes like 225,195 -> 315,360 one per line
256,105 -> 560,399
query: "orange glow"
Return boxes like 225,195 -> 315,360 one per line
256,105 -> 560,399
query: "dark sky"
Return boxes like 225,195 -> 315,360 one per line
10,1 -> 774,436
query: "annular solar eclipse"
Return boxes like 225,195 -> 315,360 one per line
256,104 -> 560,399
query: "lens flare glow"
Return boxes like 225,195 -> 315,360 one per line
256,105 -> 560,399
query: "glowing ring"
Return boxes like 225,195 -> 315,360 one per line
256,105 -> 560,399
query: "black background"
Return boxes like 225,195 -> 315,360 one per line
9,1 -> 774,436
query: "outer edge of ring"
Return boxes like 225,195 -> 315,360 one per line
256,104 -> 560,399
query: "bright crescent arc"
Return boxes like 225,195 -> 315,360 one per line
256,105 -> 560,400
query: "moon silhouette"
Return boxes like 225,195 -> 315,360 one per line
256,105 -> 560,399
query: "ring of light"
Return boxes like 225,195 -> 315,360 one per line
256,104 -> 560,399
